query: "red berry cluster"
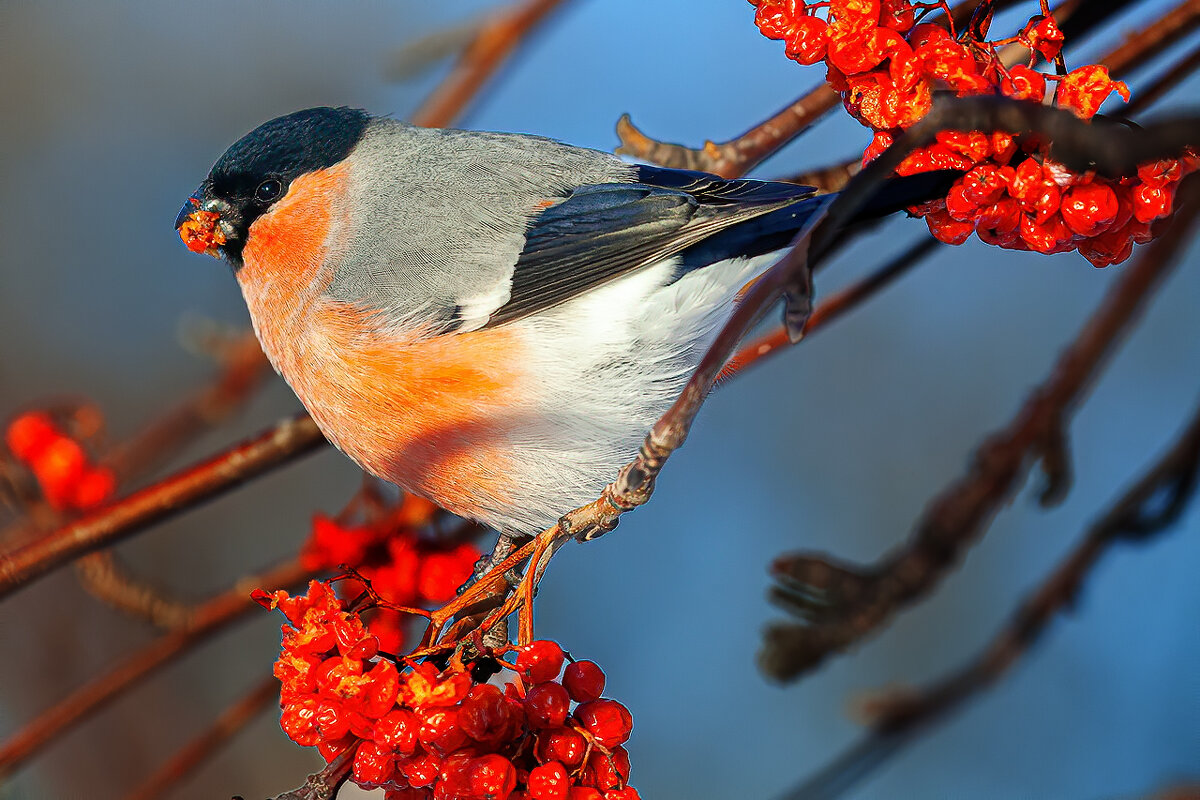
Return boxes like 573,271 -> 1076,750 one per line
255,580 -> 640,800
300,495 -> 479,654
4,410 -> 115,511
749,0 -> 1198,265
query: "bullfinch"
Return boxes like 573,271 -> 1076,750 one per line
175,106 -> 832,538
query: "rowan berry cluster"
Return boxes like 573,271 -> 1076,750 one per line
300,494 -> 479,654
4,410 -> 115,511
255,580 -> 640,800
749,0 -> 1198,265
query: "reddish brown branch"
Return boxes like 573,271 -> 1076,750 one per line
612,0 -> 987,178
784,396 -> 1200,800
104,331 -> 270,483
761,175 -> 1200,681
0,415 -> 324,601
124,675 -> 277,800
1118,41 -> 1200,117
615,87 -> 841,178
0,559 -> 310,781
1096,0 -> 1200,79
410,0 -> 571,128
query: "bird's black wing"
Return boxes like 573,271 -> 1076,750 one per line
483,166 -> 820,327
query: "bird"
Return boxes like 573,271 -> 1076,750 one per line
175,106 -> 832,543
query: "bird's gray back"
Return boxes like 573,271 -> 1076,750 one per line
327,119 -> 635,332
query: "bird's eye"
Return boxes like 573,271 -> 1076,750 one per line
254,178 -> 283,204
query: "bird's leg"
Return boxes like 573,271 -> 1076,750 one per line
461,530 -> 530,594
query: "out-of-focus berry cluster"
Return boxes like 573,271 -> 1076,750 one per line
255,581 -> 640,800
299,494 -> 479,654
4,410 -> 115,511
749,0 -> 1198,265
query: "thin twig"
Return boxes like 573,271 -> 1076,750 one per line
783,396 -> 1200,800
1095,0 -> 1200,79
0,559 -> 311,780
611,0 -> 987,177
718,237 -> 941,382
615,87 -> 841,178
75,551 -> 192,629
124,676 -> 278,800
1116,41 -> 1200,118
104,331 -> 271,483
410,0 -> 571,128
760,173 -> 1200,682
0,415 -> 323,601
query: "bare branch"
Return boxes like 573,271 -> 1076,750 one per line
124,676 -> 277,800
410,0 -> 571,128
1094,0 -> 1200,78
761,174 -> 1200,682
0,414 -> 323,601
0,559 -> 310,780
783,395 -> 1200,800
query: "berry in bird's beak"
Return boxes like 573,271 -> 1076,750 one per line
176,196 -> 228,257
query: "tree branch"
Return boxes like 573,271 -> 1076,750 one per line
760,173 -> 1200,682
124,675 -> 278,800
410,0 -> 571,128
783,395 -> 1200,800
0,415 -> 324,601
0,559 -> 310,781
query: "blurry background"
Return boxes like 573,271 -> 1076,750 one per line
1,1 -> 1198,798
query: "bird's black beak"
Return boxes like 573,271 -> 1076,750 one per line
176,183 -> 241,258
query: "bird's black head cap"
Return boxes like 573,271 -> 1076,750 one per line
180,106 -> 370,260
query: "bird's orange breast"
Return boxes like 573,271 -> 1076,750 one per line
237,163 -> 527,523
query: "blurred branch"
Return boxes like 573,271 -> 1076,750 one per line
104,330 -> 270,483
784,395 -> 1200,800
0,414 -> 324,601
125,675 -> 278,800
410,0 -> 571,128
761,173 -> 1200,682
1096,0 -> 1200,78
1117,41 -> 1200,117
75,551 -> 192,629
0,558 -> 310,781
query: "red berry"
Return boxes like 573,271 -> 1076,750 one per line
582,748 -> 630,791
316,701 -> 351,740
280,697 -> 321,747
399,752 -> 443,788
563,661 -> 605,703
460,684 -> 521,745
567,789 -> 603,800
573,700 -> 633,748
469,754 -> 518,800
374,708 -> 420,756
418,707 -> 469,756
784,15 -> 828,65
528,761 -> 570,800
5,412 -> 58,461
354,740 -> 398,787
525,681 -> 570,729
1060,182 -> 1119,237
70,467 -> 115,509
1132,182 -> 1174,222
537,727 -> 587,767
604,790 -> 641,800
517,641 -> 565,684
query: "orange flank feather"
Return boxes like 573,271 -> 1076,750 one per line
238,163 -> 527,523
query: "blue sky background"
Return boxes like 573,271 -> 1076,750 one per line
0,2 -> 1197,799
